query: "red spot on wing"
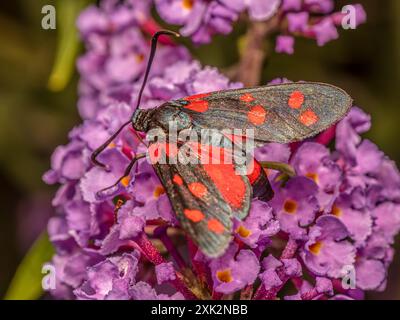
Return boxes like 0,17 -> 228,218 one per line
247,159 -> 261,185
247,105 -> 267,125
203,162 -> 246,210
184,142 -> 247,210
184,209 -> 205,222
148,143 -> 161,163
148,142 -> 178,163
184,100 -> 209,113
207,219 -> 225,234
288,91 -> 304,109
299,109 -> 319,126
173,174 -> 183,186
188,182 -> 208,199
184,93 -> 211,101
187,141 -> 234,165
240,93 -> 255,102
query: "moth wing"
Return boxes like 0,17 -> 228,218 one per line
175,82 -> 352,143
151,143 -> 251,257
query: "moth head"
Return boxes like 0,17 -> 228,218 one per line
131,108 -> 154,132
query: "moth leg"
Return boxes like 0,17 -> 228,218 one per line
91,121 -> 131,169
96,153 -> 146,198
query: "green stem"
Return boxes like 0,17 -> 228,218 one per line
47,0 -> 89,91
236,17 -> 279,86
259,161 -> 296,177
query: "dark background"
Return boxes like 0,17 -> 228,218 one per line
0,0 -> 399,299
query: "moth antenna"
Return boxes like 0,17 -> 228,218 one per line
91,29 -> 180,168
131,30 -> 180,147
133,29 -> 181,112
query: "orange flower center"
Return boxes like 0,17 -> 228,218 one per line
182,0 -> 194,10
236,225 -> 252,238
135,54 -> 145,63
309,241 -> 323,255
216,269 -> 233,283
284,199 -> 298,214
121,176 -> 131,187
305,172 -> 319,184
332,205 -> 342,217
153,185 -> 165,198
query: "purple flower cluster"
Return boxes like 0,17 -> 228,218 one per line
155,0 -> 281,44
252,104 -> 400,299
76,0 -> 190,119
276,0 -> 366,54
44,1 -> 242,299
43,0 -> 399,300
155,0 -> 366,51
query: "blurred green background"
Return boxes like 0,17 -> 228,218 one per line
0,0 -> 399,299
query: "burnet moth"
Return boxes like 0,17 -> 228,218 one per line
91,30 -> 353,257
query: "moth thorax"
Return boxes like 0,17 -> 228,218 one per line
131,108 -> 154,132
155,104 -> 192,131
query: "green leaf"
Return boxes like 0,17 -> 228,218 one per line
47,0 -> 90,92
4,231 -> 54,300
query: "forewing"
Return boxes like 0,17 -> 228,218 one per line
175,82 -> 352,143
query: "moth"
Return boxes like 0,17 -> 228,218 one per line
91,31 -> 353,257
